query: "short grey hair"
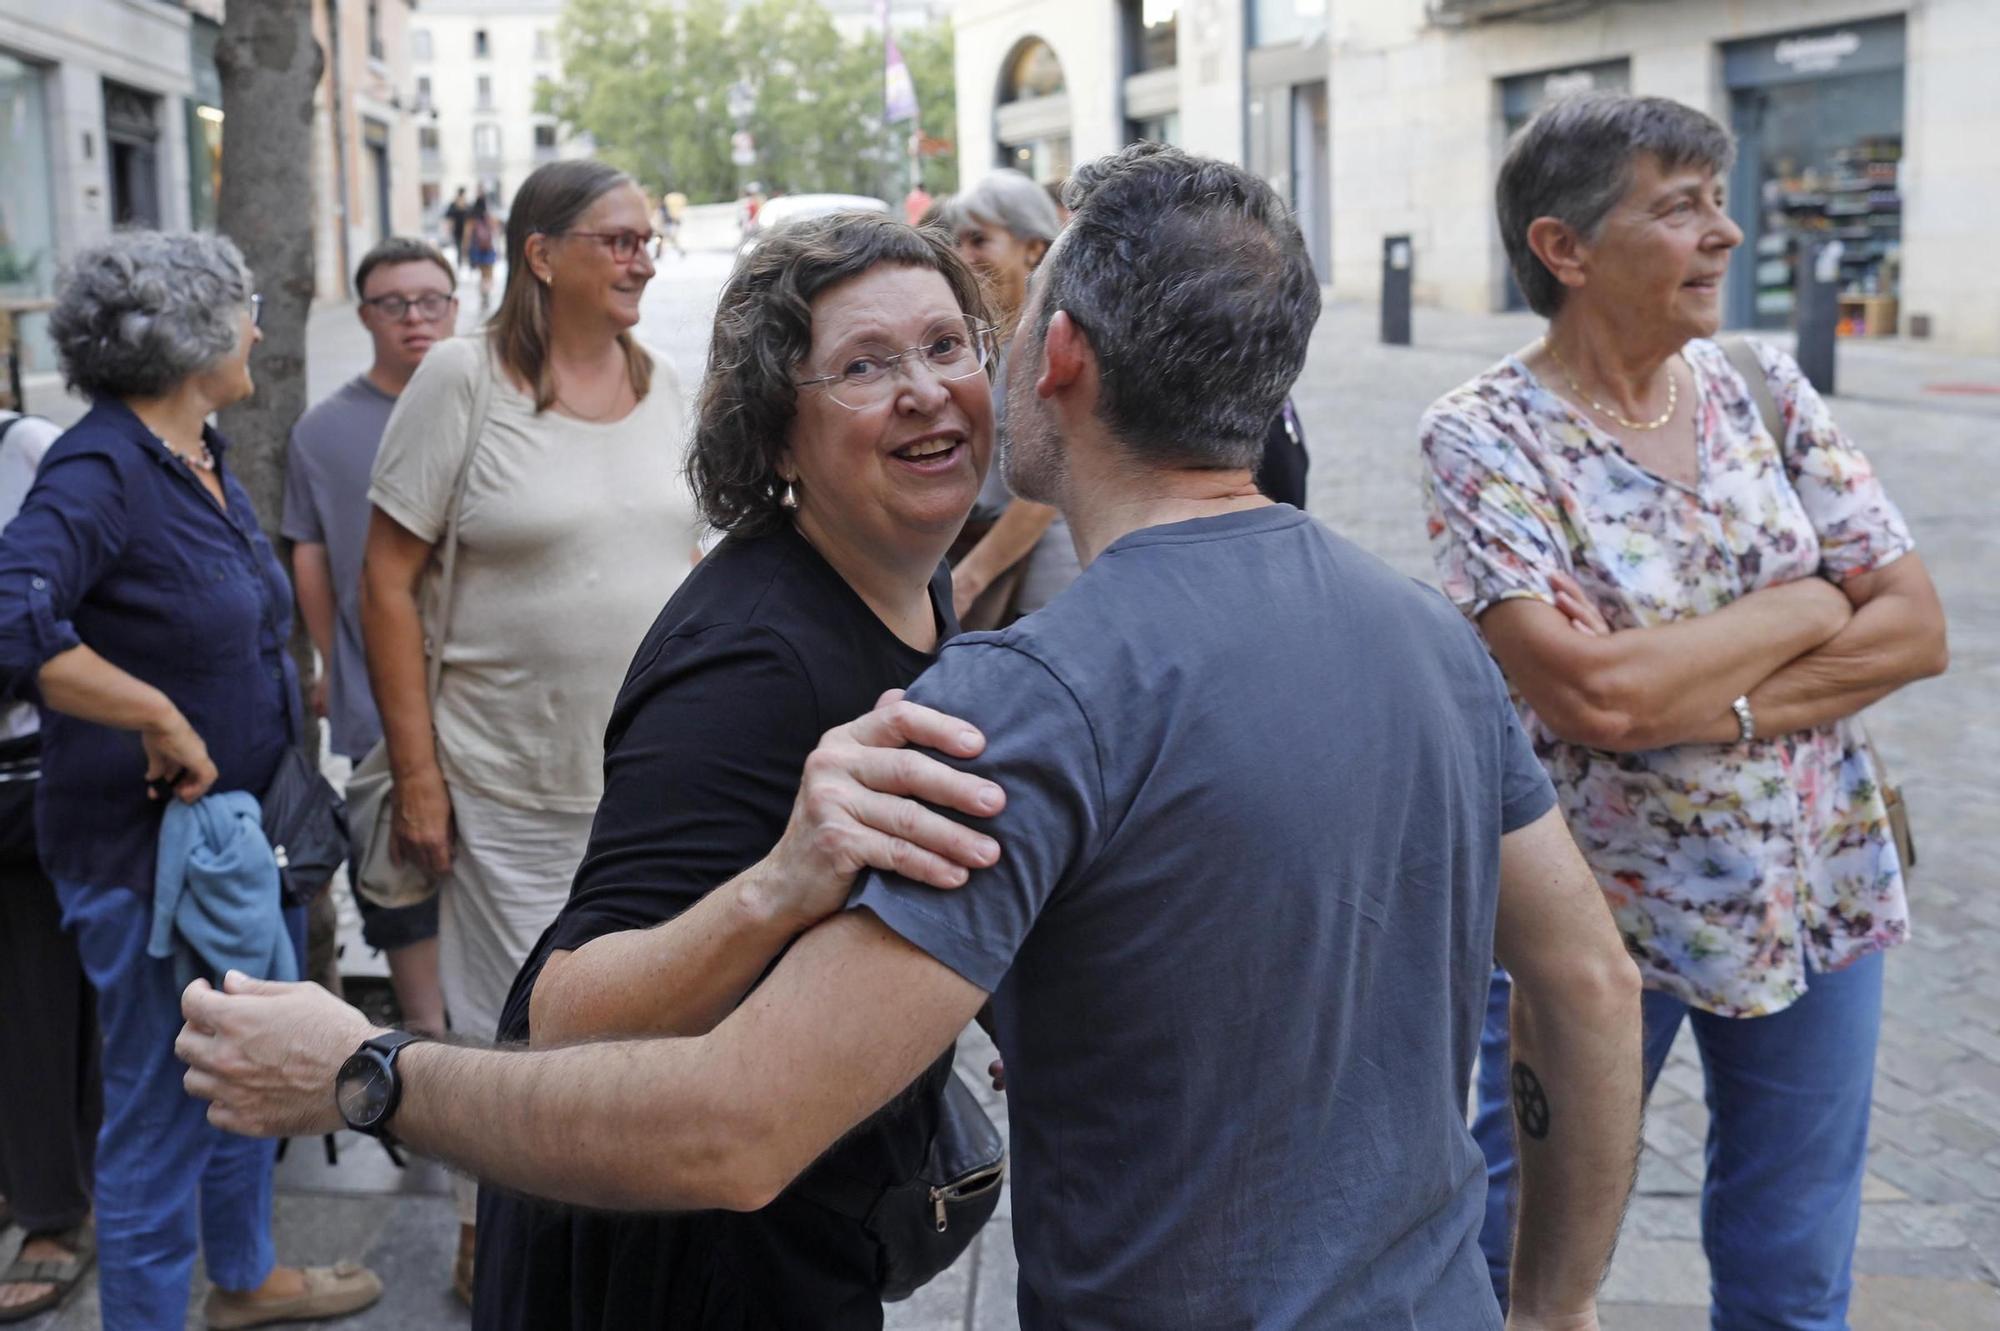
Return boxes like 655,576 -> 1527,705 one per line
960,169 -> 1063,245
1497,92 -> 1735,317
49,231 -> 254,400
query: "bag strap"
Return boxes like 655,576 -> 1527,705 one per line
1720,336 -> 1904,794
423,344 -> 496,703
1718,336 -> 1784,449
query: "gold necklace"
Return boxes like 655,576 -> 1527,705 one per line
1543,339 -> 1678,431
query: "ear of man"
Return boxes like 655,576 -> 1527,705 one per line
1035,310 -> 1091,400
1525,216 -> 1590,296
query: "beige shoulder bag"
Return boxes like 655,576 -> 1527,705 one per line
347,347 -> 496,909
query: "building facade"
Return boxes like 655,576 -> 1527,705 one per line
410,0 -> 581,230
953,0 -> 2000,354
308,0 -> 427,300
2,0 -> 200,373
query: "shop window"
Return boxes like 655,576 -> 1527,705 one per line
999,38 -> 1066,103
0,53 -> 59,376
1723,17 -> 1906,332
473,29 -> 490,59
1128,111 -> 1180,146
1250,0 -> 1326,49
1123,0 -> 1177,74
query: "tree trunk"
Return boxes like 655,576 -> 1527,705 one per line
216,1 -> 325,771
215,0 -> 323,538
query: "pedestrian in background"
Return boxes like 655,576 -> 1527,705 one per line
464,196 -> 499,310
0,231 -> 380,1330
946,169 -> 1069,627
282,237 -> 459,1037
360,159 -> 699,1304
443,187 -> 472,271
0,408 -> 99,1325
657,189 -> 687,258
1421,91 -> 1948,1327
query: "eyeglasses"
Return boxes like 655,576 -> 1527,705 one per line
564,229 -> 664,263
248,293 -> 262,328
361,292 -> 456,321
797,318 -> 997,411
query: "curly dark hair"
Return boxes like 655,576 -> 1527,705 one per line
687,212 -> 989,536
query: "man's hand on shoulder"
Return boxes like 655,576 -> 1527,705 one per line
749,689 -> 1006,931
178,970 -> 382,1138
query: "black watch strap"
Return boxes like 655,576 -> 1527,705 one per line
341,1029 -> 431,1140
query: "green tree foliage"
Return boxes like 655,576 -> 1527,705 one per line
544,0 -> 958,204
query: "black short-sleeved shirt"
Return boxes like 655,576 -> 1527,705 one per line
476,523 -> 957,1331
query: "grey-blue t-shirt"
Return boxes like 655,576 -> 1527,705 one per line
280,376 -> 396,759
852,505 -> 1554,1330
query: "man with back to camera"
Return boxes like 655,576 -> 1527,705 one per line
282,238 -> 458,1039
180,145 -> 1643,1330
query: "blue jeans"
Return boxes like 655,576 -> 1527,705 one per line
57,880 -> 304,1331
1474,954 -> 1884,1330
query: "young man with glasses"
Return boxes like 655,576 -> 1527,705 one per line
280,239 -> 458,1037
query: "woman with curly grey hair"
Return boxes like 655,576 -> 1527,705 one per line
1419,92 -> 1947,1326
470,211 -> 1004,1329
0,231 -> 381,1328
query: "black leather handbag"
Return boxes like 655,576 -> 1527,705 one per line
260,746 -> 349,908
866,1070 -> 1007,1302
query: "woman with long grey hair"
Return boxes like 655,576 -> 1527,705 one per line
1418,92 -> 1947,1326
0,232 -> 381,1328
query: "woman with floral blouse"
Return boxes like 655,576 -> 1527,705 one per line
1420,93 -> 1947,1329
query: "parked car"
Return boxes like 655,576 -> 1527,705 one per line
739,193 -> 892,255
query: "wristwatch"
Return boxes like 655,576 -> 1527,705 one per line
1730,694 -> 1756,744
336,1030 -> 430,1140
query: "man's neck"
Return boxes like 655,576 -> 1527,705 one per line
1061,447 -> 1270,569
365,360 -> 416,398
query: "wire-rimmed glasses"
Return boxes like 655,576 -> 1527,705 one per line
796,317 -> 998,410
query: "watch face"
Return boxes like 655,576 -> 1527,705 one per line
337,1051 -> 391,1128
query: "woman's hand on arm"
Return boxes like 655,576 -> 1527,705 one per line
529,691 -> 1005,1046
1482,574 -> 1853,751
1743,553 -> 1948,735
952,498 -> 1059,618
359,507 -> 453,876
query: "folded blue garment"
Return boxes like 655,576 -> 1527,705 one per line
150,790 -> 298,990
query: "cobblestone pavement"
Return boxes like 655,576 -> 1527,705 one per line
11,251 -> 1997,1328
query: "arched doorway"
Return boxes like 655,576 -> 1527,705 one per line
994,37 -> 1072,184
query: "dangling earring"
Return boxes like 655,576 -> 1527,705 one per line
780,476 -> 798,509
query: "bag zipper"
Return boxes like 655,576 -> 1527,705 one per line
928,1160 -> 1005,1232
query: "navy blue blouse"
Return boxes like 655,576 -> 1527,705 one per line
0,398 -> 297,894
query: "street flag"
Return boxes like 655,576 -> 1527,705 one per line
885,36 -> 918,123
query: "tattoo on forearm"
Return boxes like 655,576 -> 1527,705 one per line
1512,1061 -> 1551,1140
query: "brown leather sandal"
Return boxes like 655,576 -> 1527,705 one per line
203,1262 -> 382,1329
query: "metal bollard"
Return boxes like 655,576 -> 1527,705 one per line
1793,238 -> 1841,397
1381,235 -> 1412,346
